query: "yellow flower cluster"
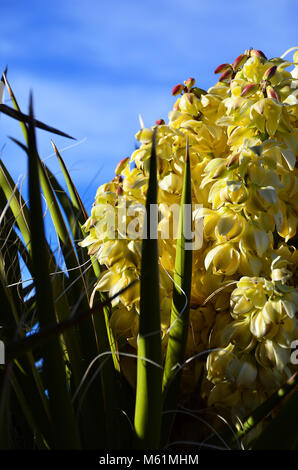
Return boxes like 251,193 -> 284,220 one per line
80,48 -> 298,420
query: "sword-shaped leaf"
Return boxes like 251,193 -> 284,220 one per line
0,102 -> 75,140
134,129 -> 163,449
25,93 -> 80,449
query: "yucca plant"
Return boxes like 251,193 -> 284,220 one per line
0,75 -> 133,450
0,46 -> 297,452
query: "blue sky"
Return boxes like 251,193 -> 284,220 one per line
0,0 -> 297,210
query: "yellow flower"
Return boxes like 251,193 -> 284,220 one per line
110,304 -> 138,338
178,92 -> 201,115
242,224 -> 272,257
221,317 -> 256,352
255,340 -> 291,373
96,266 -> 140,309
204,243 -> 240,276
242,56 -> 268,83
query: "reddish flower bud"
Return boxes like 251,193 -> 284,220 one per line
241,83 -> 259,97
115,156 -> 129,175
250,49 -> 267,60
155,118 -> 165,126
214,63 -> 231,74
266,86 -> 280,101
219,68 -> 234,82
172,83 -> 184,96
116,186 -> 123,196
263,65 -> 277,81
232,54 -> 248,71
184,77 -> 195,88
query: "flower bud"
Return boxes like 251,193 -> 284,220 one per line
115,156 -> 129,175
155,118 -> 165,126
232,54 -> 248,71
172,83 -> 184,96
219,68 -> 234,82
184,77 -> 195,89
249,49 -> 267,60
192,86 -> 207,98
240,83 -> 259,97
266,85 -> 280,101
263,65 -> 277,81
214,63 -> 231,74
116,186 -> 123,196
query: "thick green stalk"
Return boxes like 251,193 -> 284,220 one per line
134,130 -> 163,449
161,139 -> 192,445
